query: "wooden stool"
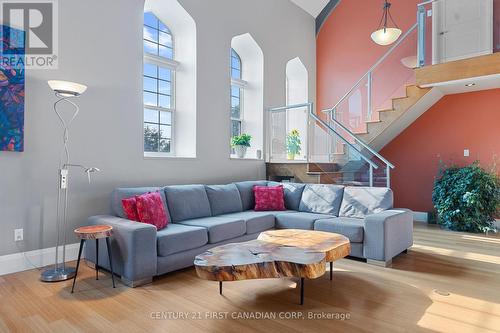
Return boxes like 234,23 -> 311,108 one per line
71,225 -> 116,293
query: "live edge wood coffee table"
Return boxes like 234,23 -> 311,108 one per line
194,229 -> 351,305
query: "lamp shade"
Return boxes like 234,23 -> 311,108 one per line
371,27 -> 402,46
48,80 -> 87,97
401,55 -> 417,69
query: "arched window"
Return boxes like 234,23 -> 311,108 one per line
230,49 -> 243,139
230,33 -> 264,159
143,12 -> 177,155
285,57 -> 308,160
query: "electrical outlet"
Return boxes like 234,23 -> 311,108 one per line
14,229 -> 23,242
464,149 -> 470,157
427,9 -> 432,17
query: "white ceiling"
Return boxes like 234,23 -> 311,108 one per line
290,0 -> 330,18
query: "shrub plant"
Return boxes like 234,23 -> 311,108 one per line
432,162 -> 499,233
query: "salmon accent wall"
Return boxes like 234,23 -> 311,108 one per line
379,89 -> 500,212
317,0 -> 500,114
317,0 -> 500,213
316,0 -> 421,113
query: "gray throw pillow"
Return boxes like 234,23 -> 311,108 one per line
339,187 -> 393,218
298,184 -> 345,215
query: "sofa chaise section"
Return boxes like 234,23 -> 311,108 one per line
314,186 -> 413,266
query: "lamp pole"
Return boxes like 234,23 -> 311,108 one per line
41,81 -> 90,282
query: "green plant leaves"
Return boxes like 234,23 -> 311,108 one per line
231,133 -> 252,147
286,129 -> 301,155
432,162 -> 499,233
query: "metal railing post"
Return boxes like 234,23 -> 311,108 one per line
367,71 -> 373,121
369,165 -> 374,187
417,4 -> 426,67
331,108 -> 337,156
386,165 -> 391,188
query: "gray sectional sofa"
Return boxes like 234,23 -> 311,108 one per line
85,181 -> 413,287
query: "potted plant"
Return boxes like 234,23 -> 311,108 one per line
286,129 -> 302,160
231,133 -> 252,158
432,161 -> 499,233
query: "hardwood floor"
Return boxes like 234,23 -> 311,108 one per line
1,222 -> 499,333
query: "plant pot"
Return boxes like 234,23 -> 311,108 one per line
234,145 -> 247,158
287,153 -> 295,160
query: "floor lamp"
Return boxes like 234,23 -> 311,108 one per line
41,80 -> 100,282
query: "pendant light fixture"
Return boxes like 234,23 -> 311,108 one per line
371,0 -> 402,46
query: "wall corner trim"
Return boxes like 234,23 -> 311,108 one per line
316,0 -> 341,36
0,243 -> 81,276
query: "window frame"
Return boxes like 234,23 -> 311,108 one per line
229,49 -> 248,157
143,14 -> 179,158
230,78 -> 246,138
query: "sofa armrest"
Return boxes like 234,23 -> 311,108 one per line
363,209 -> 413,263
86,215 -> 157,284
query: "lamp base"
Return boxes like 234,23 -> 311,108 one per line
40,267 -> 76,282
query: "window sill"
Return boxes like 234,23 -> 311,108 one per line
267,159 -> 308,164
144,152 -> 196,160
229,156 -> 264,161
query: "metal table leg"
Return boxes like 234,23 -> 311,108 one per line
95,239 -> 99,280
71,239 -> 85,293
330,262 -> 333,281
300,278 -> 304,305
219,281 -> 222,295
105,237 -> 116,288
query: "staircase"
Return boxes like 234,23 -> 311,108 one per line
357,85 -> 431,145
307,162 -> 388,187
267,13 -> 444,188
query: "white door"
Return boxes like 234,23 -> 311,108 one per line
432,0 -> 493,64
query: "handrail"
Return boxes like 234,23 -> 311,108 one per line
323,22 -> 419,114
329,113 -> 395,169
268,102 -> 379,170
268,103 -> 311,112
418,0 -> 435,6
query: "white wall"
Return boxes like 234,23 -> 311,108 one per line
0,0 -> 316,256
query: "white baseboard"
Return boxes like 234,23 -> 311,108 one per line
0,243 -> 81,276
413,211 -> 429,223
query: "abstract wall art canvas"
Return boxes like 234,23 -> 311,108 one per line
0,25 -> 25,152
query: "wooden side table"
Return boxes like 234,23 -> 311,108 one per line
71,225 -> 116,293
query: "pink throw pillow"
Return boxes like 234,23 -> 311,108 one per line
253,185 -> 285,211
122,197 -> 140,221
135,192 -> 169,230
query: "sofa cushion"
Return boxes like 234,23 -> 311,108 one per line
177,216 -> 246,243
299,184 -> 345,215
234,180 -> 268,210
156,224 -> 208,257
136,192 -> 169,230
254,185 -> 286,211
121,197 -> 139,221
111,187 -> 170,221
164,185 -> 212,222
314,217 -> 365,243
275,212 -> 333,230
220,211 -> 279,234
205,184 -> 243,216
339,187 -> 393,218
268,182 -> 306,210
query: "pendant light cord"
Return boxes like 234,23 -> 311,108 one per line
376,0 -> 400,32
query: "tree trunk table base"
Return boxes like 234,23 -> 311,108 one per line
194,229 -> 351,305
